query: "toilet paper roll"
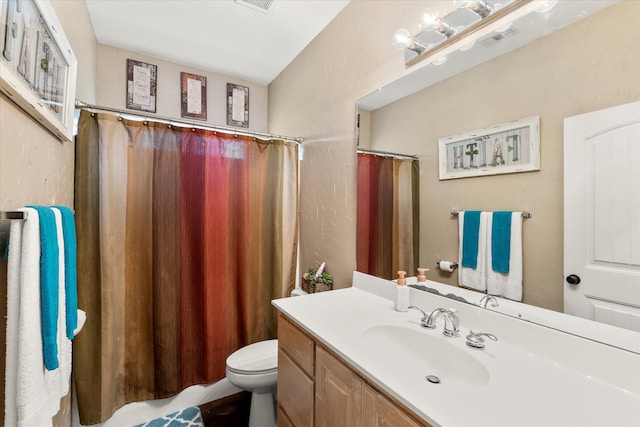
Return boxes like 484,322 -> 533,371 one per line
438,261 -> 455,272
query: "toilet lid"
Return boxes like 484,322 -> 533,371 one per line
226,339 -> 278,374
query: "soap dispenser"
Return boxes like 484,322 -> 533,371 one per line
417,268 -> 429,282
395,270 -> 409,312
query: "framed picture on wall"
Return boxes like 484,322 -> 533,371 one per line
438,116 -> 540,180
227,83 -> 249,128
0,0 -> 78,142
126,59 -> 157,113
180,72 -> 206,120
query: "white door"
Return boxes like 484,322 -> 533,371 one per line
564,101 -> 640,332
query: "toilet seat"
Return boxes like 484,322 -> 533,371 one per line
226,339 -> 278,375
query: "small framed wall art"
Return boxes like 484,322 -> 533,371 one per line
227,83 -> 249,128
180,72 -> 206,120
126,59 -> 157,113
0,0 -> 78,141
438,116 -> 540,180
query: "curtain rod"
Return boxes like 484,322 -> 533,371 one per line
75,100 -> 303,144
357,148 -> 418,160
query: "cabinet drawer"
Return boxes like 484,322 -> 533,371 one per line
278,313 -> 315,376
278,348 -> 314,427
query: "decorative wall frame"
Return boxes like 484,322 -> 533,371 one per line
126,59 -> 157,113
227,82 -> 249,128
438,116 -> 540,180
0,0 -> 77,142
180,72 -> 206,120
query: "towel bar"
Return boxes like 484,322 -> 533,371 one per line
0,211 -> 26,220
451,210 -> 532,219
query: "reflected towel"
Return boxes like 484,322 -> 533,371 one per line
52,206 -> 78,339
461,211 -> 481,268
27,205 -> 60,371
491,211 -> 512,273
458,212 -> 488,291
487,212 -> 523,301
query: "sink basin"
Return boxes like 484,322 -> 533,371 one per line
360,324 -> 490,386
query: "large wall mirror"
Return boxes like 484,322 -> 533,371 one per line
355,0 -> 639,344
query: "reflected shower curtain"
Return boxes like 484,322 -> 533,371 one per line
73,111 -> 298,424
356,153 -> 419,279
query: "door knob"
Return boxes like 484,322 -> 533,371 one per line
566,274 -> 581,285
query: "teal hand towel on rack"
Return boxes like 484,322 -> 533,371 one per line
27,205 -> 60,370
53,206 -> 78,340
461,211 -> 482,268
491,211 -> 512,273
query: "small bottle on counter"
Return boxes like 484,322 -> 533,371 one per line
395,270 -> 409,312
417,268 -> 429,282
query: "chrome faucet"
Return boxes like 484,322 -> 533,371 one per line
478,295 -> 499,308
426,308 -> 460,337
465,330 -> 498,349
408,306 -> 429,328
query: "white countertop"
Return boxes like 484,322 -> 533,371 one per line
273,284 -> 640,427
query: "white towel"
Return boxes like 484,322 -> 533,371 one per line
487,212 -> 523,301
5,207 -> 67,427
458,211 -> 489,292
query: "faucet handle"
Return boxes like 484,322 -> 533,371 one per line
465,330 -> 498,349
408,306 -> 431,328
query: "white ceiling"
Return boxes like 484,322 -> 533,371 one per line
85,0 -> 350,86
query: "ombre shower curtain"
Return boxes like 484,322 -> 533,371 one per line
73,110 -> 298,424
356,153 -> 419,280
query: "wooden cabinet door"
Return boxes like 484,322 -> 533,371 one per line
315,346 -> 363,427
362,385 -> 427,427
278,348 -> 314,427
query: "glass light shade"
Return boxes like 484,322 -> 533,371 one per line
392,28 -> 412,50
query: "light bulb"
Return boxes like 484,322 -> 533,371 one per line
535,0 -> 558,13
454,0 -> 493,18
392,28 -> 411,50
433,55 -> 447,65
419,8 -> 440,32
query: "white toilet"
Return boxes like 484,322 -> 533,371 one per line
226,339 -> 278,427
225,288 -> 306,427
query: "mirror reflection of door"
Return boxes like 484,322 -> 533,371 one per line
564,101 -> 640,332
356,150 -> 419,280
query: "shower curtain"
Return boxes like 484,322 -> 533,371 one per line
73,111 -> 298,424
356,153 -> 419,280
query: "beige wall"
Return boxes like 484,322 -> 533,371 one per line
96,44 -> 269,132
270,1 -> 640,310
367,1 -> 640,311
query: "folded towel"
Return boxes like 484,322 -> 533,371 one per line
52,206 -> 78,340
461,211 -> 482,268
11,208 -> 59,427
27,205 -> 60,371
491,211 -> 512,273
458,211 -> 488,291
487,212 -> 523,301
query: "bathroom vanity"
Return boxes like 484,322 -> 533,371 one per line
273,273 -> 640,427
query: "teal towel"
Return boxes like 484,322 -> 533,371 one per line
27,206 -> 60,370
492,211 -> 512,273
53,206 -> 78,340
461,211 -> 481,268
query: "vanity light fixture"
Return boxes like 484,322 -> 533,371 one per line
395,0 -> 545,69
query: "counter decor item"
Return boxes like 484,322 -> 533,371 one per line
302,263 -> 333,293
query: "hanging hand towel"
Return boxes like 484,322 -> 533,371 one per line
52,206 -> 78,340
487,212 -> 523,301
491,211 -> 512,273
458,211 -> 488,291
461,210 -> 481,268
27,205 -> 60,371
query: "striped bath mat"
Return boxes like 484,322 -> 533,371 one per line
134,406 -> 204,427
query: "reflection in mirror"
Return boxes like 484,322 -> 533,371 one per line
355,0 -> 640,345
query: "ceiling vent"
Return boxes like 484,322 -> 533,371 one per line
234,0 -> 275,14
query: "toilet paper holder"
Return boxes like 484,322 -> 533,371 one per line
436,260 -> 458,271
